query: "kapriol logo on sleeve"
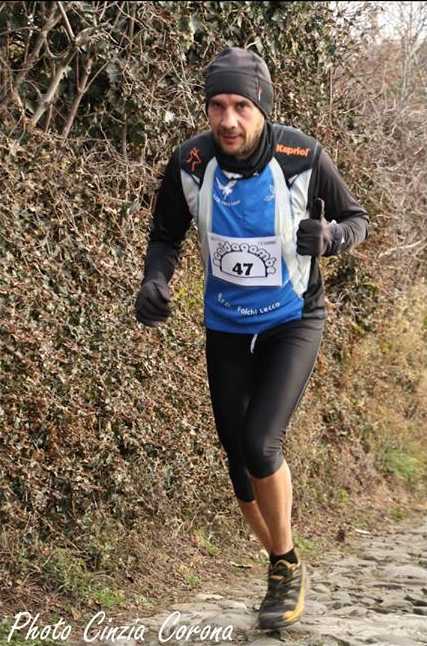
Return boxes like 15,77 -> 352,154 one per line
276,143 -> 310,156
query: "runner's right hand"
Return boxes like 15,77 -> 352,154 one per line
135,278 -> 171,327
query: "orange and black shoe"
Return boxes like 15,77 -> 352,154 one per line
257,554 -> 306,629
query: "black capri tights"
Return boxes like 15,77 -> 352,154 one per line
206,318 -> 325,502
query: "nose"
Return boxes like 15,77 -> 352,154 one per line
220,107 -> 238,130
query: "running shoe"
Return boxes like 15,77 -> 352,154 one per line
257,554 -> 306,629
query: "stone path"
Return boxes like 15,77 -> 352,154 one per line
95,517 -> 427,646
78,522 -> 427,646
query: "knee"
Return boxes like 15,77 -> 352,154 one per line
242,433 -> 284,479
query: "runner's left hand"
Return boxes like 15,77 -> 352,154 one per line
296,198 -> 332,256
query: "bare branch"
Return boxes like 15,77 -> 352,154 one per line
61,53 -> 94,139
56,0 -> 75,43
30,46 -> 76,126
13,3 -> 61,92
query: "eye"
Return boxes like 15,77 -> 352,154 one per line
209,100 -> 223,111
237,101 -> 251,111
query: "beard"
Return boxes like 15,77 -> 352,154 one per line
215,127 -> 263,159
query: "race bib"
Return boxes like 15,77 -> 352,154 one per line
208,233 -> 282,287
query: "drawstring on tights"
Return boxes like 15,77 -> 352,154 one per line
250,333 -> 258,354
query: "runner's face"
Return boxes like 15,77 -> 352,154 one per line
207,94 -> 265,159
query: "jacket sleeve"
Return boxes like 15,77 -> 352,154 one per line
311,149 -> 369,256
143,146 -> 193,283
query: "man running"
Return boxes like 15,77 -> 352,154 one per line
135,47 -> 369,630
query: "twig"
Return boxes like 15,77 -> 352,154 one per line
56,1 -> 75,43
378,240 -> 427,258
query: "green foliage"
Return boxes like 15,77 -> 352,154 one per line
390,508 -> 408,520
91,588 -> 125,609
194,528 -> 221,555
186,572 -> 202,588
42,549 -> 93,599
380,445 -> 425,484
293,532 -> 327,558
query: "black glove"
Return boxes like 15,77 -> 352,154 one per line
135,276 -> 171,327
296,197 -> 332,256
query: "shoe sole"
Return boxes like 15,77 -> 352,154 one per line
256,609 -> 303,630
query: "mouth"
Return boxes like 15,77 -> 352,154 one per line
219,132 -> 241,146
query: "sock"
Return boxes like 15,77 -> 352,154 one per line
270,547 -> 298,567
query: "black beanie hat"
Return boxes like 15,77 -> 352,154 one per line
205,47 -> 274,119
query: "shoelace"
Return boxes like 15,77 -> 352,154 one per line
266,562 -> 298,599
